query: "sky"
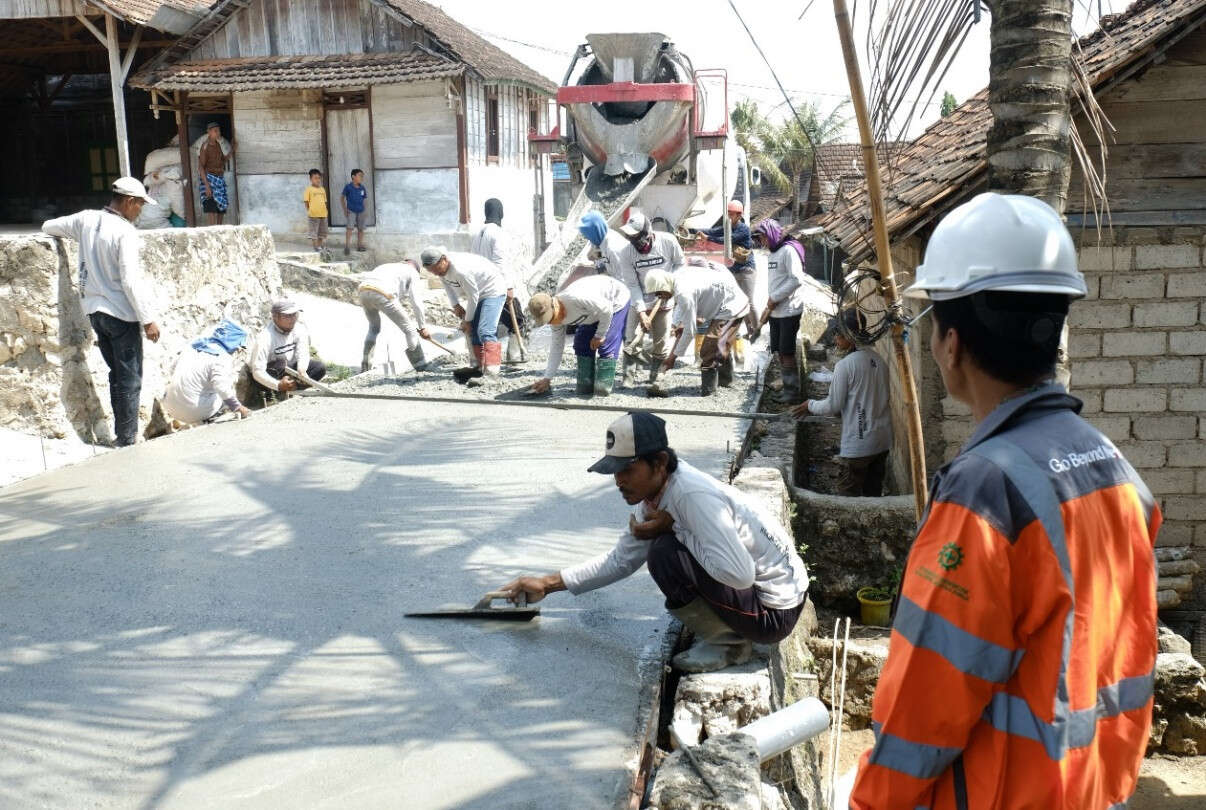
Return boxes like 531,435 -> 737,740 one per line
432,0 -> 1128,142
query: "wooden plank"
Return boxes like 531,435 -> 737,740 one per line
372,82 -> 457,169
1082,100 -> 1206,146
325,106 -> 372,227
1066,177 -> 1206,212
1067,210 -> 1206,227
1104,64 -> 1206,103
233,90 -> 323,174
1068,142 -> 1206,181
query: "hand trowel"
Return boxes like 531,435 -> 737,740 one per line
404,590 -> 539,621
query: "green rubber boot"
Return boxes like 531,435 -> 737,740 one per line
594,357 -> 617,396
700,367 -> 719,396
576,355 -> 596,395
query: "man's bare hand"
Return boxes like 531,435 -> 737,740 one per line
419,328 -> 432,340
144,322 -> 161,342
530,378 -> 551,394
499,574 -> 563,605
453,304 -> 466,319
460,320 -> 472,335
236,405 -> 252,418
277,378 -> 297,393
790,401 -> 811,419
639,313 -> 653,332
629,509 -> 674,540
589,336 -> 604,351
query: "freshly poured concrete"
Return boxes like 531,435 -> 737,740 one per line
0,393 -> 748,809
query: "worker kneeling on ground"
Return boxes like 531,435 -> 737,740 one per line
845,193 -> 1159,810
790,308 -> 892,496
527,273 -> 630,397
249,299 -> 326,403
650,258 -> 749,397
357,259 -> 432,373
162,319 -> 252,425
499,411 -> 809,674
421,245 -> 509,386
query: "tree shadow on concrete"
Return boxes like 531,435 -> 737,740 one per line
1130,775 -> 1206,810
0,416 -> 667,809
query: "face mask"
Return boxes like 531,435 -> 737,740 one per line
635,232 -> 654,254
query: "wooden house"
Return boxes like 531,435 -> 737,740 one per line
130,0 -> 557,255
815,0 -> 1206,626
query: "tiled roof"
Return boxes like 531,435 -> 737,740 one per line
750,194 -> 792,223
131,49 -> 463,91
384,0 -> 556,94
815,0 -> 1206,262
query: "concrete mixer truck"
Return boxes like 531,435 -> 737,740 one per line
529,32 -> 750,291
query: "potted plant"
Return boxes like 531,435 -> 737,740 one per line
856,586 -> 893,627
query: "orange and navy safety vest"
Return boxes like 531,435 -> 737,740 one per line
850,384 -> 1159,810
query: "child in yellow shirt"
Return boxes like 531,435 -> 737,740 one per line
303,169 -> 329,251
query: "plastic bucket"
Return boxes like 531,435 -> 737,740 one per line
857,587 -> 893,627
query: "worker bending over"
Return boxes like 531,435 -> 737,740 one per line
421,246 -> 509,385
612,209 -> 685,396
526,273 -> 630,397
647,260 -> 750,396
357,260 -> 432,373
249,299 -> 326,402
472,198 -> 528,365
500,412 -> 809,673
847,193 -> 1159,809
791,309 -> 892,496
162,320 -> 251,425
694,199 -> 760,340
753,219 -> 809,401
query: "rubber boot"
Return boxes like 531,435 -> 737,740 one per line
775,367 -> 799,403
647,362 -> 670,398
504,335 -> 525,365
669,599 -> 754,673
621,353 -> 641,387
468,342 -> 502,387
453,345 -> 484,383
700,367 -> 719,396
361,340 -> 375,373
594,357 -> 617,397
405,345 -> 428,371
718,355 -> 734,387
575,355 -> 596,395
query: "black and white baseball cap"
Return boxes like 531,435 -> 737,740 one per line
588,411 -> 669,474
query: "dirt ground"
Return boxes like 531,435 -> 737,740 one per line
828,728 -> 1206,807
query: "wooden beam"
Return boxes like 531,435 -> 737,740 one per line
74,13 -> 105,45
119,25 -> 142,81
0,39 -> 172,57
176,90 -> 197,225
104,12 -> 131,176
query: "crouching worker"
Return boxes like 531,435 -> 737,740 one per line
162,320 -> 252,425
499,412 -> 809,673
249,299 -> 326,403
358,259 -> 432,372
421,245 -> 508,385
527,273 -> 630,397
651,259 -> 749,396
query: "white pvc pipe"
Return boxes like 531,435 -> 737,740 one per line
740,697 -> 830,762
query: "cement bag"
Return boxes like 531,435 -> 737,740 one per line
162,179 -> 186,218
136,200 -> 171,230
144,146 -> 179,176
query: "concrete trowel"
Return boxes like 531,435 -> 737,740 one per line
404,590 -> 539,621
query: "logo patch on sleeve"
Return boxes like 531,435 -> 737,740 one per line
938,542 -> 964,571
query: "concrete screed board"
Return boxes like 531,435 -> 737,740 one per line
0,395 -> 741,809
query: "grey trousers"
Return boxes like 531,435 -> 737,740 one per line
623,303 -> 672,362
360,289 -> 421,349
733,269 -> 760,337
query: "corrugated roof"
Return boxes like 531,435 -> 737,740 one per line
816,0 -> 1206,262
383,0 -> 556,93
90,0 -> 215,25
131,49 -> 463,91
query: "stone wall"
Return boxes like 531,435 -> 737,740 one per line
0,225 -> 281,443
1070,230 -> 1206,616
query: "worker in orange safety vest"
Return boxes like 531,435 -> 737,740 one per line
846,193 -> 1160,809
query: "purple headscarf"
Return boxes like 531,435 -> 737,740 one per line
755,219 -> 807,267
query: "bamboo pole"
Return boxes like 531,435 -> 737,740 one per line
832,0 -> 928,521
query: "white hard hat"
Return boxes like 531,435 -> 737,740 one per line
111,176 -> 156,205
905,193 -> 1085,301
619,209 -> 649,238
642,268 -> 675,295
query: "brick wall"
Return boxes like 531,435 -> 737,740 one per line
1072,231 -> 1206,614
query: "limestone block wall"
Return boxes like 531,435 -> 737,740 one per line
0,225 -> 281,442
1070,230 -> 1206,614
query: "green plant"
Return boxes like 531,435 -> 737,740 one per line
858,586 -> 893,603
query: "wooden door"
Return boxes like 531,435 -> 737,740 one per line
324,93 -> 374,228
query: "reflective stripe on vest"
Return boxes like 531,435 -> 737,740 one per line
969,437 -> 1154,761
894,595 -> 1024,684
869,721 -> 962,780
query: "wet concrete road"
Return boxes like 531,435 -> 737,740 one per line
0,393 -> 749,809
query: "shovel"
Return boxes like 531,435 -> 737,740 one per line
404,590 -> 540,621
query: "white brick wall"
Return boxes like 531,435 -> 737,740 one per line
1070,234 -> 1206,599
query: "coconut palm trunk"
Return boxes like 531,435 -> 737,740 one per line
984,0 -> 1075,212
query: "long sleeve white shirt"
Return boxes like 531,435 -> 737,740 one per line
249,322 -> 312,392
765,244 -> 807,318
162,348 -> 241,424
543,275 -> 631,378
358,262 -> 426,329
670,268 -> 750,357
561,460 -> 809,609
613,232 -> 685,313
440,251 -> 507,321
807,347 -> 894,458
471,223 -> 529,309
42,208 -> 157,324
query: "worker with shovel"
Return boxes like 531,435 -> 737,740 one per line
498,411 -> 809,673
421,246 -> 509,385
612,209 -> 685,396
647,259 -> 749,397
357,259 -> 432,373
526,273 -> 630,397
